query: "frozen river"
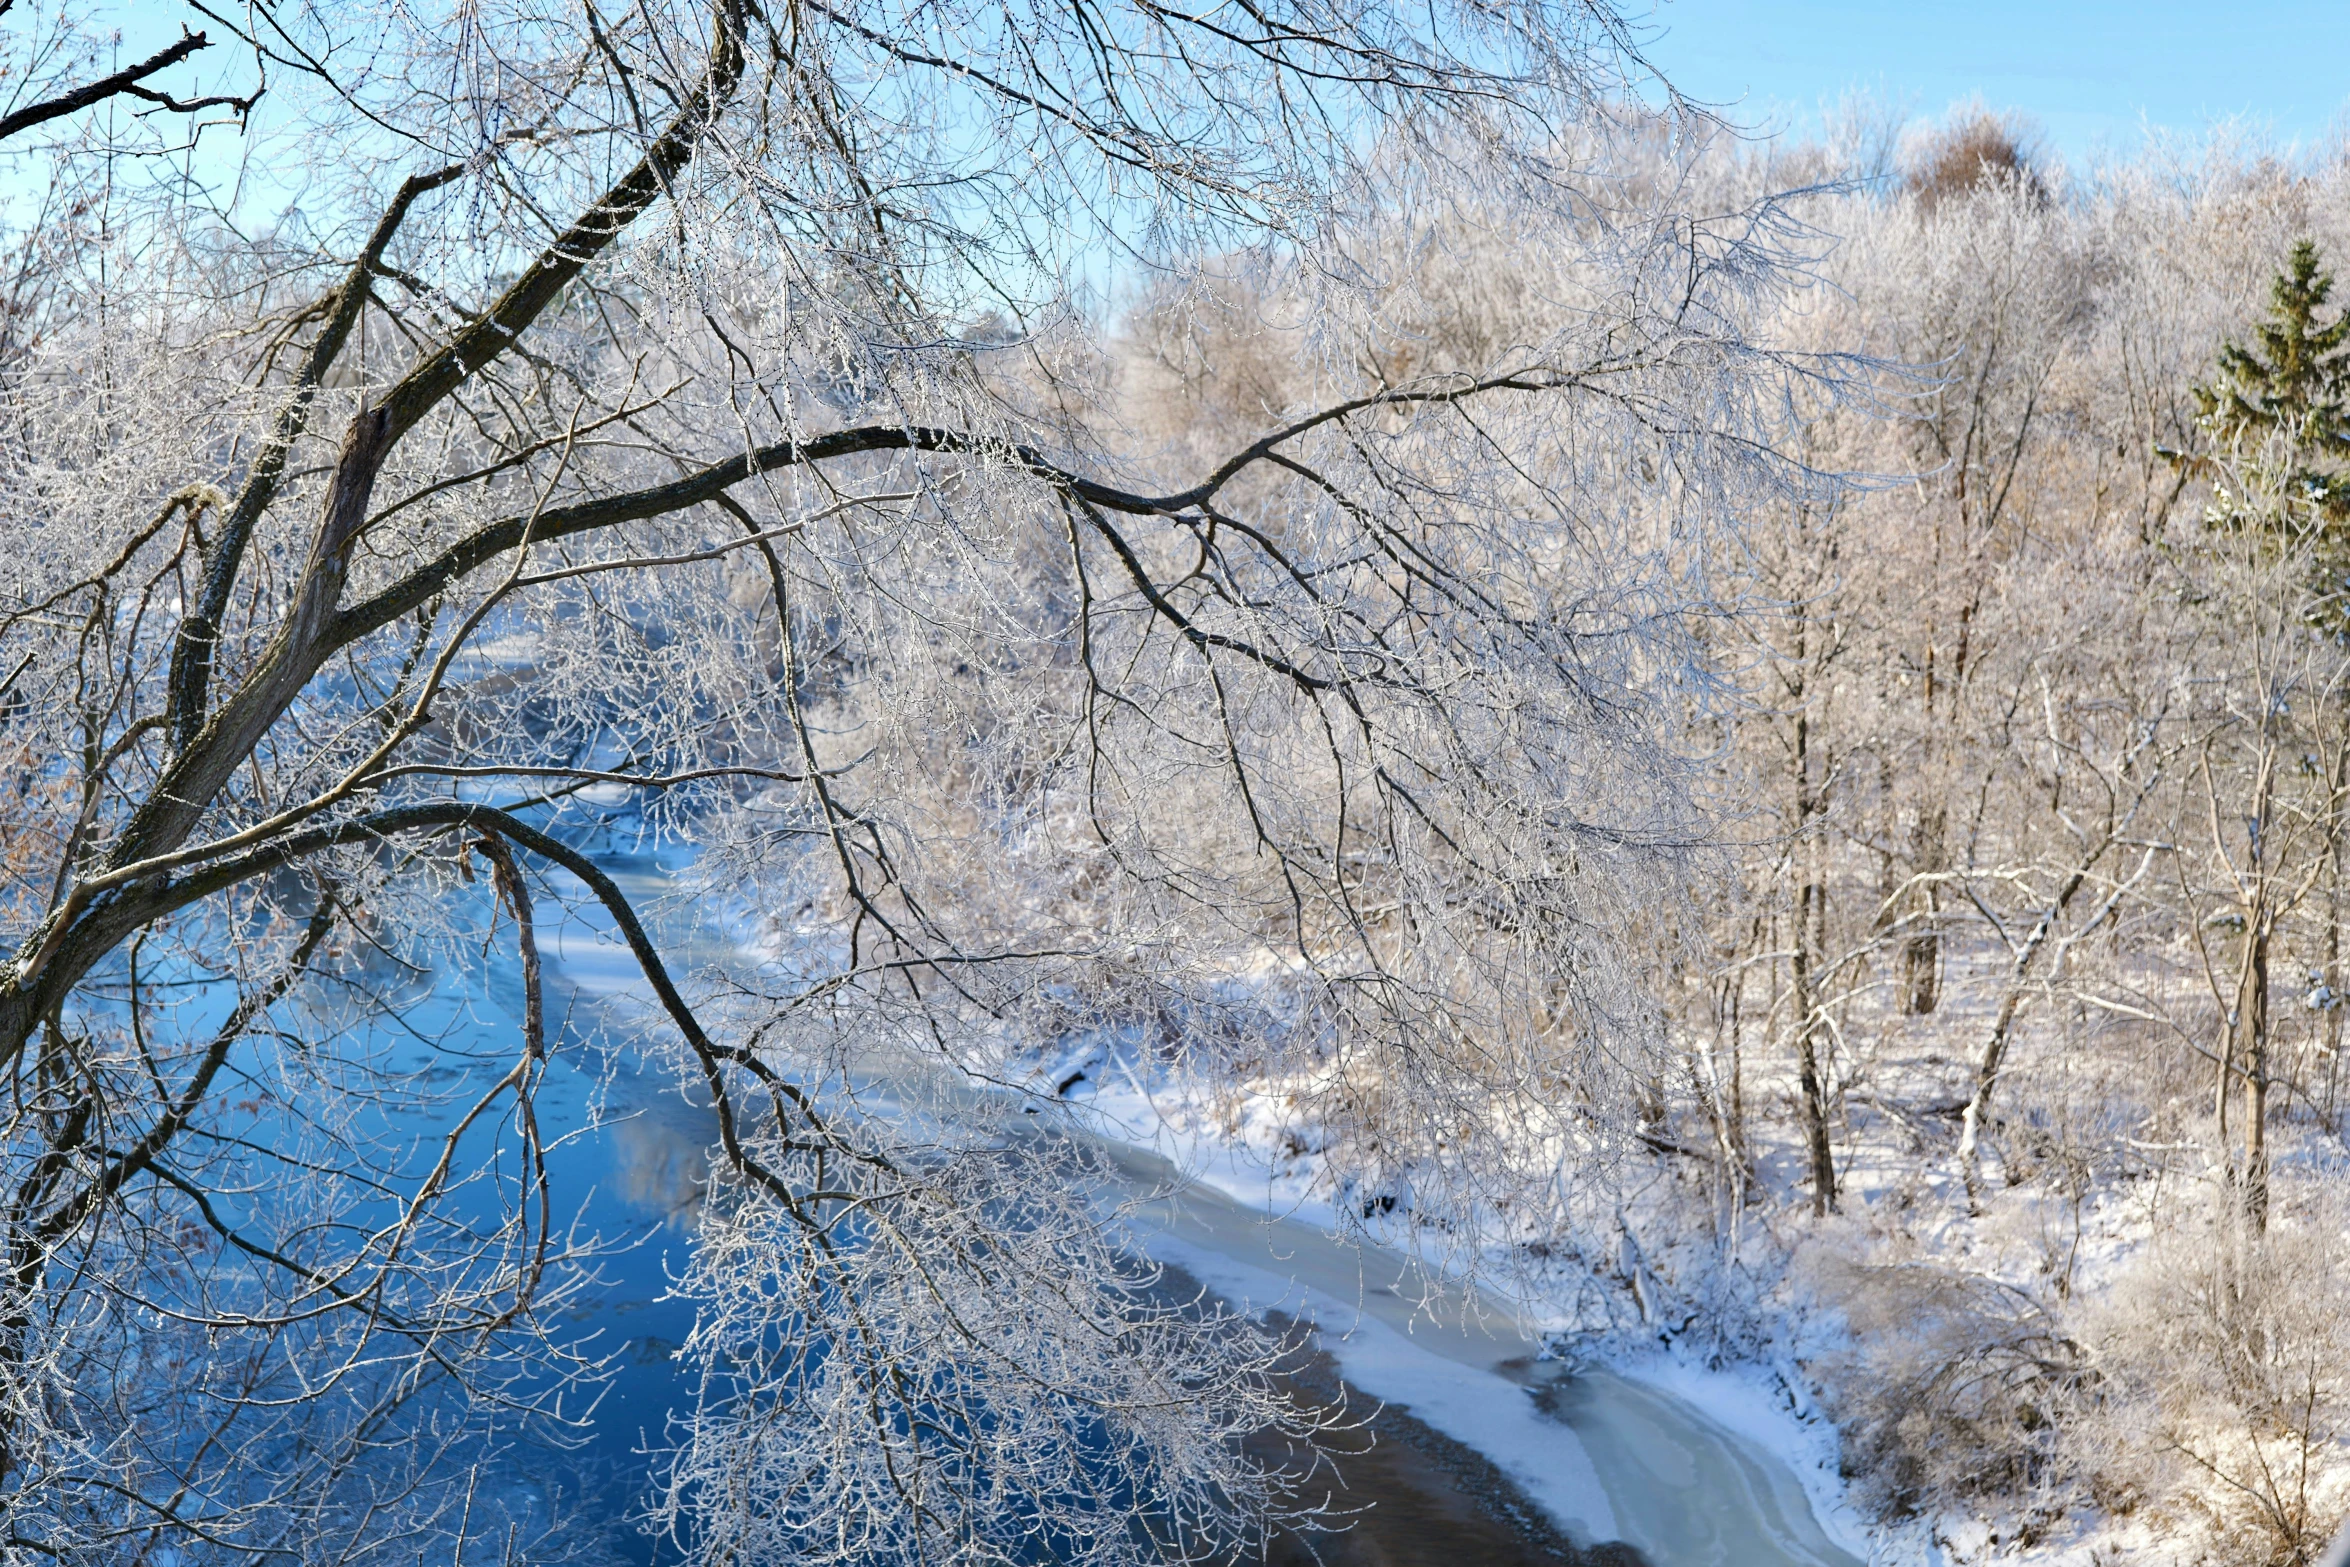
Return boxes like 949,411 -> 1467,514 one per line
1116,1140 -> 1864,1567
456,843 -> 1864,1566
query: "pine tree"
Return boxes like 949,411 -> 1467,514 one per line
2192,239 -> 2350,608
2178,241 -> 2350,1231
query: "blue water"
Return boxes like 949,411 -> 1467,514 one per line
305,836 -> 1866,1567
391,839 -> 720,1562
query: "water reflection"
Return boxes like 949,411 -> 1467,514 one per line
450,840 -> 723,1564
604,1083 -> 714,1229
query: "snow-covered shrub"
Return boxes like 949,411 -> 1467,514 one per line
2087,1185 -> 2350,1566
1806,1256 -> 2097,1531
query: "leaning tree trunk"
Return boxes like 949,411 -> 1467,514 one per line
1957,990 -> 2023,1215
1958,854 -> 2104,1214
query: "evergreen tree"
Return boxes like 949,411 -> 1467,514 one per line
2192,240 -> 2350,616
2178,241 -> 2350,1231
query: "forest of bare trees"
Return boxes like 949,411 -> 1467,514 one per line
0,3 -> 1831,1562
0,2 -> 2345,1563
1670,116 -> 2350,1565
1119,108 -> 2350,1564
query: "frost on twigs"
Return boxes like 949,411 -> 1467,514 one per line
0,0 -> 1837,1556
655,1099 -> 1322,1565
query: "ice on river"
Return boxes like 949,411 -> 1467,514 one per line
1104,1133 -> 1865,1567
1141,1220 -> 1621,1544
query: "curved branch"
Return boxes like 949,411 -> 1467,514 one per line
160,0 -> 749,794
334,369 -> 1579,654
34,896 -> 338,1247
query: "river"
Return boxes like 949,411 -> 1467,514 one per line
441,840 -> 1865,1567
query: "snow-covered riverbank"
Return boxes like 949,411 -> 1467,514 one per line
1121,1147 -> 1868,1567
499,846 -> 1879,1564
1074,1086 -> 1871,1567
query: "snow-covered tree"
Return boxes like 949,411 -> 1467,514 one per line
0,2 -> 1831,1560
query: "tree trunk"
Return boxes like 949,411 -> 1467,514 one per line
2229,733 -> 2279,1230
1958,991 -> 2022,1214
1729,917 -> 1757,1175
1699,948 -> 1754,1193
1788,686 -> 1837,1217
1793,877 -> 1837,1216
2237,913 -> 2271,1230
2327,749 -> 2346,1129
1903,806 -> 1945,1014
1957,856 -> 2103,1214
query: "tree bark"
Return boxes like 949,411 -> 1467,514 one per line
1958,856 -> 2103,1213
2237,912 -> 2271,1230
2326,745 -> 2346,1129
1903,806 -> 1946,1014
1793,877 -> 1838,1216
1788,661 -> 1837,1216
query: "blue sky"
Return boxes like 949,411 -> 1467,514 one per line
88,2 -> 2350,177
1635,0 -> 2350,164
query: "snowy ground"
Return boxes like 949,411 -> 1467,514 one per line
1032,1037 -> 1881,1566
710,880 -> 2350,1566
